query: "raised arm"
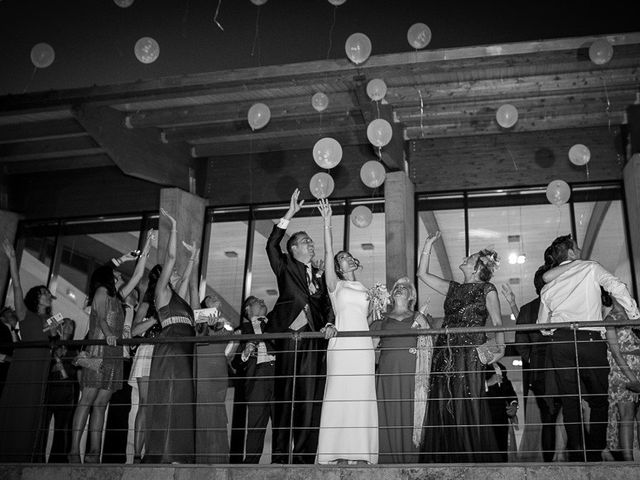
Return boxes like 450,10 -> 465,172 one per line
542,261 -> 574,283
177,240 -> 198,301
500,283 -> 519,318
2,239 -> 27,321
417,232 -> 450,296
188,247 -> 201,311
155,208 -> 177,309
595,262 -> 640,320
266,188 -> 304,275
130,301 -> 155,337
119,230 -> 153,300
318,199 -> 338,293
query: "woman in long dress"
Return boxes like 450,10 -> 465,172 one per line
371,276 -> 432,463
418,231 -> 504,462
316,199 -> 378,465
69,232 -> 152,463
0,239 -> 57,462
144,208 -> 198,464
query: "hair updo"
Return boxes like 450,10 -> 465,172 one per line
474,248 -> 500,282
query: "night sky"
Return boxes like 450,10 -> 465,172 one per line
0,0 -> 637,95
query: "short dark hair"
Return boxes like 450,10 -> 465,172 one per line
601,287 -> 613,308
24,285 -> 49,314
241,296 -> 260,320
334,251 -> 361,280
549,234 -> 574,264
286,231 -> 308,257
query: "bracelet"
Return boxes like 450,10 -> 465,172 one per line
324,226 -> 332,230
111,258 -> 121,267
421,251 -> 430,256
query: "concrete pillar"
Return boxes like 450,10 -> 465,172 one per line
627,104 -> 640,157
384,171 -> 415,288
623,155 -> 640,298
0,210 -> 20,305
157,188 -> 207,275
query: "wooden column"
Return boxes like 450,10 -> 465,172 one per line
0,210 -> 20,305
384,171 -> 415,288
157,188 -> 207,276
623,155 -> 640,298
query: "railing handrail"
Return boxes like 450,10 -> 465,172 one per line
4,318 -> 640,349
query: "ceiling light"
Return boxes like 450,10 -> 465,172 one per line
508,253 -> 518,264
67,289 -> 76,300
512,359 -> 523,367
266,289 -> 278,296
224,251 -> 238,258
361,243 -> 374,250
517,254 -> 526,264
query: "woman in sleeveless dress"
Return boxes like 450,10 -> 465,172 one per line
371,276 -> 432,463
316,199 -> 378,464
0,239 -> 57,462
68,232 -> 152,463
417,231 -> 504,462
144,208 -> 198,464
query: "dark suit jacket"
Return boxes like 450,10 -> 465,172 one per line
515,297 -> 548,396
263,225 -> 333,334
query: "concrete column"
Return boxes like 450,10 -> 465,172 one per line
157,188 -> 207,278
384,171 -> 415,288
623,155 -> 640,298
0,210 -> 20,305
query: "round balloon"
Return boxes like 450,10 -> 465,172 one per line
351,205 -> 373,228
496,104 -> 518,128
360,160 -> 386,188
345,33 -> 372,65
134,37 -> 160,64
250,0 -> 268,5
30,43 -> 55,69
546,180 -> 571,206
407,23 -> 432,50
328,0 -> 347,5
247,103 -> 271,131
367,119 -> 393,147
568,144 -> 591,166
366,79 -> 387,101
589,38 -> 613,65
114,0 -> 135,7
311,92 -> 329,112
313,137 -> 343,169
309,172 -> 335,199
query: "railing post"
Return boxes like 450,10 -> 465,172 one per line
572,325 -> 587,462
287,332 -> 300,464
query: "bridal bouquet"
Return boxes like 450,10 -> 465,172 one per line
367,283 -> 390,322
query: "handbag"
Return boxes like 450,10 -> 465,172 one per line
73,351 -> 103,372
476,338 -> 501,365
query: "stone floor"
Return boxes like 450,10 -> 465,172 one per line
1,463 -> 639,480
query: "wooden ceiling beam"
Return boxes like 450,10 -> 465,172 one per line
75,105 -> 193,189
0,118 -> 86,144
0,135 -> 98,159
2,154 -> 114,175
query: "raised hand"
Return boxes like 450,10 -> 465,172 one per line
317,198 -> 332,223
160,208 -> 177,228
284,188 -> 304,220
2,238 -> 15,259
423,231 -> 441,250
311,258 -> 325,273
182,240 -> 198,256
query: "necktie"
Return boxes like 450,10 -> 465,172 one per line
306,265 -> 317,294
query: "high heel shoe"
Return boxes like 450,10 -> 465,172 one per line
67,453 -> 81,464
83,452 -> 100,463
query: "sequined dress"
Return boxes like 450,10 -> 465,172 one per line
421,281 -> 501,462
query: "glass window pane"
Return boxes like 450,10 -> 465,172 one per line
205,219 -> 249,327
250,203 -> 345,313
574,199 -> 633,291
348,206 -> 386,289
467,202 -> 572,341
417,209 -> 466,321
54,230 -> 141,339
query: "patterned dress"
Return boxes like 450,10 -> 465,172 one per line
421,281 -> 501,462
605,307 -> 640,451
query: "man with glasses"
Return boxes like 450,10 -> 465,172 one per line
537,234 -> 640,461
264,188 -> 333,464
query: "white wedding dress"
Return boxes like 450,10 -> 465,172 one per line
317,280 -> 378,464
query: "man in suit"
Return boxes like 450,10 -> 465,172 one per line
264,188 -> 333,464
0,307 -> 19,397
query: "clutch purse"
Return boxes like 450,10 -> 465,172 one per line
476,339 -> 501,365
73,351 -> 103,372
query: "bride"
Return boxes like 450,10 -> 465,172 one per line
315,198 -> 378,465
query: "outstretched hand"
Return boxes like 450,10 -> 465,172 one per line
284,188 -> 304,220
317,198 -> 332,223
423,231 -> 441,250
160,208 -> 177,227
2,238 -> 15,259
182,240 -> 199,257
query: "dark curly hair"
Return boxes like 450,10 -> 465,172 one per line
473,249 -> 499,282
549,234 -> 574,265
286,231 -> 310,257
87,263 -> 118,305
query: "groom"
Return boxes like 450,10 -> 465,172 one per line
264,188 -> 333,464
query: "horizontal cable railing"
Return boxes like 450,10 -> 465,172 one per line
0,319 -> 639,464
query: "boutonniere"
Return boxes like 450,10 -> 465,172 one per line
315,271 -> 322,279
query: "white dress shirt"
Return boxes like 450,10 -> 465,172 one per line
538,259 -> 640,332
